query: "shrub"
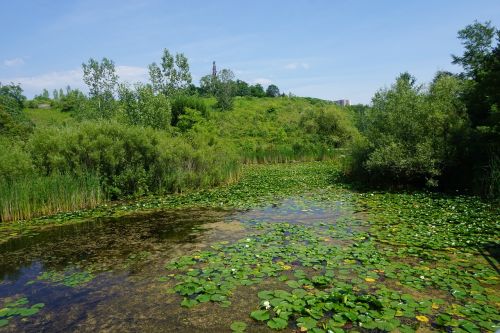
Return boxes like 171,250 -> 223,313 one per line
0,138 -> 33,181
170,95 -> 207,126
345,73 -> 468,187
28,121 -> 240,198
118,84 -> 171,129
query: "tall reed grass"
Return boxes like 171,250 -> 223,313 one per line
0,173 -> 103,222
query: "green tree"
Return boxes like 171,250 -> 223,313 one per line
266,84 -> 280,97
199,74 -> 217,96
0,83 -> 26,111
118,83 -> 171,130
148,49 -> 192,96
346,73 -> 468,187
82,57 -> 118,117
215,69 -> 236,111
235,80 -> 251,96
0,83 -> 32,139
250,84 -> 265,97
452,21 -> 500,196
452,21 -> 499,126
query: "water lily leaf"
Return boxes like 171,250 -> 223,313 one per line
267,317 -> 288,330
196,294 -> 211,303
251,310 -> 270,321
297,316 -> 317,330
230,321 -> 247,332
258,291 -> 274,300
460,320 -> 480,333
180,298 -> 198,308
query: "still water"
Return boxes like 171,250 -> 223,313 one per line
0,197 -> 346,332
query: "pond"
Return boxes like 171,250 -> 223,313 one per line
0,193 -> 498,332
0,196 -> 352,332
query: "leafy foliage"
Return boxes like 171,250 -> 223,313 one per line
346,73 -> 468,187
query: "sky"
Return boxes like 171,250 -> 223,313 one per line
1,1 -> 500,104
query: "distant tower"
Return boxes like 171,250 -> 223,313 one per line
212,61 -> 217,77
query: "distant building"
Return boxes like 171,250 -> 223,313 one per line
334,99 -> 350,107
37,103 -> 51,109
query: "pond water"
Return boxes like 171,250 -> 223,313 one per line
0,196 -> 350,332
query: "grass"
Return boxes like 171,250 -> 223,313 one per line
24,107 -> 74,127
0,173 -> 103,222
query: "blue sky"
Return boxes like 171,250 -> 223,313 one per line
1,1 -> 499,104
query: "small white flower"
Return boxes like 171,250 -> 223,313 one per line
263,300 -> 271,310
245,245 -> 249,248
231,268 -> 236,273
246,238 -> 251,242
420,275 -> 425,279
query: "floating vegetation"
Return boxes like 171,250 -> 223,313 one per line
36,269 -> 95,287
0,297 -> 44,328
0,162 -> 498,331
163,192 -> 499,332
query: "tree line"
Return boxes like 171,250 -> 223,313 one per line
345,20 -> 499,197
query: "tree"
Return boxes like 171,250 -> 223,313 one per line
215,69 -> 236,111
250,84 -> 265,97
266,84 -> 280,97
118,83 -> 171,130
0,83 -> 26,111
82,57 -> 118,117
53,89 -> 59,100
346,73 -> 468,187
452,21 -> 498,126
148,49 -> 192,96
0,83 -> 32,138
199,74 -> 217,96
452,21 -> 496,80
235,80 -> 251,96
452,21 -> 500,196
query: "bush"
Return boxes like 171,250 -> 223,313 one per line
28,121 -> 240,198
0,138 -> 33,181
171,95 -> 208,126
345,73 -> 468,187
299,106 -> 359,147
118,84 -> 171,129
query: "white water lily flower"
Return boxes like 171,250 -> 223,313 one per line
263,300 -> 271,310
231,268 -> 236,273
245,245 -> 249,248
420,275 -> 425,279
246,238 -> 251,242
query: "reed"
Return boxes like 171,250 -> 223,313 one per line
0,173 -> 103,222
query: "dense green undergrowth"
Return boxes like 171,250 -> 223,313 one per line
0,95 -> 357,222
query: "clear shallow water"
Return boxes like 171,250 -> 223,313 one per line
0,197 -> 349,332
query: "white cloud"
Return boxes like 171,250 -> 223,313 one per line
0,69 -> 83,95
253,78 -> 272,86
3,58 -> 25,67
0,65 -> 148,97
284,62 -> 310,70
